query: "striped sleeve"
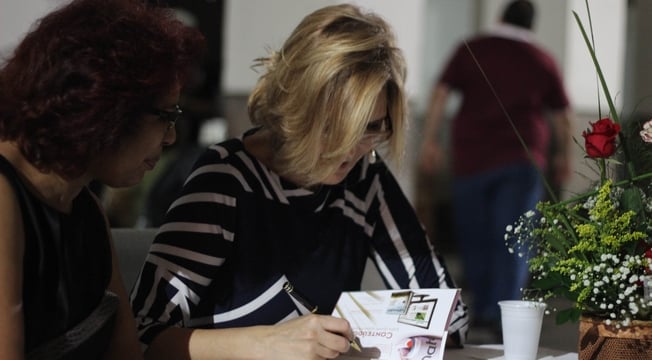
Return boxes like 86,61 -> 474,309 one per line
129,145 -> 241,347
367,164 -> 470,345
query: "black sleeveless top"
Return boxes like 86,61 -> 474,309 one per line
0,156 -> 114,359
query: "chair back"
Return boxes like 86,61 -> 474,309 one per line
111,228 -> 157,290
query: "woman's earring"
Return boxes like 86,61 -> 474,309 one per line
369,149 -> 377,164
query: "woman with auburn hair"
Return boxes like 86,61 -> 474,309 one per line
0,0 -> 203,358
131,4 -> 469,359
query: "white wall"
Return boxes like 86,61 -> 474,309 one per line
353,0 -> 427,104
222,0 -> 330,94
566,0 -> 627,114
0,0 -> 61,56
223,0 -> 427,101
417,0 -> 475,116
0,0 -> 630,115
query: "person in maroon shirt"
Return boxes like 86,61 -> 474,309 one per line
418,0 -> 573,337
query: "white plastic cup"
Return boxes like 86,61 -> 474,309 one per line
498,300 -> 547,360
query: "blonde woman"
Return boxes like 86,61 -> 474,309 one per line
131,4 -> 469,359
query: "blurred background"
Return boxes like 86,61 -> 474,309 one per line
1,0 -> 643,222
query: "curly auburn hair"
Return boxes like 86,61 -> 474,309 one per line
0,0 -> 204,178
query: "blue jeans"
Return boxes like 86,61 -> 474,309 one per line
452,163 -> 543,323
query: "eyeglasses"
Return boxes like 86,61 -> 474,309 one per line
361,115 -> 393,144
147,104 -> 183,133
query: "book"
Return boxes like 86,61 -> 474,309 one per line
332,288 -> 461,360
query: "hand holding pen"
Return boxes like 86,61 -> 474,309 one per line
283,281 -> 362,353
256,310 -> 359,359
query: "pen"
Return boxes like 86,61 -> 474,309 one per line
282,281 -> 362,352
283,281 -> 318,313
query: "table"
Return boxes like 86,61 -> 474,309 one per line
444,344 -> 578,359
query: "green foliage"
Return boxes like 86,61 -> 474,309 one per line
507,181 -> 652,326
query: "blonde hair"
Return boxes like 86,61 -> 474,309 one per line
248,4 -> 407,187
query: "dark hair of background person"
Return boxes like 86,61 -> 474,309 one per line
141,0 -> 224,227
0,0 -> 205,180
501,0 -> 535,30
149,0 -> 224,146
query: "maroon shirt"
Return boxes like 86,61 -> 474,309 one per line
440,34 -> 569,176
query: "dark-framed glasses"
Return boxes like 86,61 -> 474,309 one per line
362,115 -> 393,144
147,104 -> 183,133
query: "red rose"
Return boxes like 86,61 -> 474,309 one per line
645,247 -> 652,274
582,118 -> 621,158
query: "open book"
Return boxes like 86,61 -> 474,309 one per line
332,288 -> 461,360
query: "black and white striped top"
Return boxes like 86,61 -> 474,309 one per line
130,131 -> 469,348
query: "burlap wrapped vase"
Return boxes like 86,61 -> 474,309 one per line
578,315 -> 652,359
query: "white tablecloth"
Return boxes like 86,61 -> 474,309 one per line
444,344 -> 578,359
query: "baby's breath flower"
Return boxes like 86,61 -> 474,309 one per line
504,179 -> 652,326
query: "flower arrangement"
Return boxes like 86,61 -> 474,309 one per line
504,4 -> 652,327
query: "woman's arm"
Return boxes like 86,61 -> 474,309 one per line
0,175 -> 26,360
145,314 -> 353,360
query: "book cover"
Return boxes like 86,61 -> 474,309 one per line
332,288 -> 460,360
